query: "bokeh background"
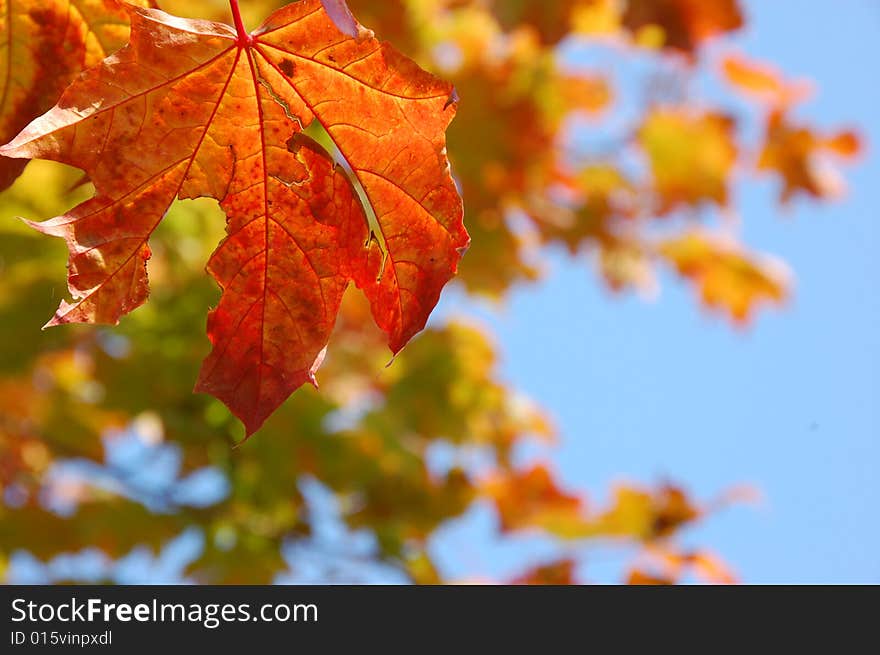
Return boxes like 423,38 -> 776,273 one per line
0,0 -> 876,583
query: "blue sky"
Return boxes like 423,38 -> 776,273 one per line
431,0 -> 879,583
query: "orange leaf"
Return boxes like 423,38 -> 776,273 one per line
660,232 -> 789,324
758,110 -> 862,204
823,130 -> 862,158
0,1 -> 467,436
485,464 -> 589,537
0,0 -> 153,191
720,53 -> 812,107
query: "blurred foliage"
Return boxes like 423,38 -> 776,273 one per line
0,0 -> 862,583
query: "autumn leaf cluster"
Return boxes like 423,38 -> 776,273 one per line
0,0 -> 860,584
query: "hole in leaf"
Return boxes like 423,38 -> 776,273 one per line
302,119 -> 388,276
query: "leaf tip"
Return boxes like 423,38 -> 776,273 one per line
230,431 -> 255,450
18,215 -> 42,232
444,87 -> 460,110
384,349 -> 401,369
42,303 -> 73,330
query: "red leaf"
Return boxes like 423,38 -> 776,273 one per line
0,1 -> 468,436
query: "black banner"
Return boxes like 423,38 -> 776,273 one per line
1,585 -> 876,650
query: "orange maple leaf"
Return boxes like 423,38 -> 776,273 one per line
0,0 -> 468,436
758,109 -> 862,204
659,232 -> 789,324
485,463 -> 589,536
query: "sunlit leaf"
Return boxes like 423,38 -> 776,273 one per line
1,1 -> 467,435
660,232 -> 789,324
